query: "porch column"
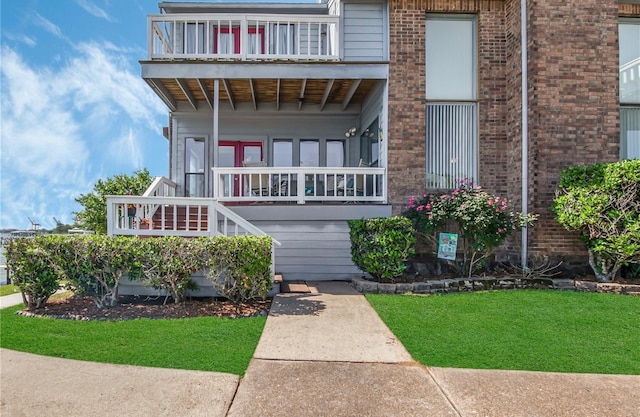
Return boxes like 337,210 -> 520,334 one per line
212,79 -> 220,197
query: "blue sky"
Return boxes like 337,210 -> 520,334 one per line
1,0 -> 170,230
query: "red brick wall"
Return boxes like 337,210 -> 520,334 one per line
387,0 -> 637,263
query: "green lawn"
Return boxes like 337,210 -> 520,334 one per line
0,284 -> 20,297
0,305 -> 265,376
367,290 -> 640,375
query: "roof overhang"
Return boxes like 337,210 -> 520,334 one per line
141,61 -> 388,112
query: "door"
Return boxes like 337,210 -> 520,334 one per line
218,141 -> 263,196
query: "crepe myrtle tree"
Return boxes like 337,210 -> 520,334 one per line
74,169 -> 153,234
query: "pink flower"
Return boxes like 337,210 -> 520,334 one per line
416,205 -> 424,211
488,199 -> 494,206
425,203 -> 431,210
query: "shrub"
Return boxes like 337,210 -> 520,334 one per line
4,237 -> 61,310
136,237 -> 200,304
553,160 -> 640,282
201,236 -> 273,306
62,235 -> 142,308
403,180 -> 535,277
348,217 -> 416,281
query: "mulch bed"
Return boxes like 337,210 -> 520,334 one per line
16,295 -> 271,321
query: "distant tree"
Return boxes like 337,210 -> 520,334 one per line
74,169 -> 153,234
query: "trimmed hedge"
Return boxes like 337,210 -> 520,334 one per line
348,217 -> 416,281
4,235 -> 273,309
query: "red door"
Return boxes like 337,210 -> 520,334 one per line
218,141 -> 263,197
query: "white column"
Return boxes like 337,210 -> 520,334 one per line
212,79 -> 220,198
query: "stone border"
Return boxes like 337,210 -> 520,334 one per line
351,276 -> 640,296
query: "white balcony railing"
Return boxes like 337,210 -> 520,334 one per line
212,167 -> 386,204
148,13 -> 339,61
106,196 -> 277,240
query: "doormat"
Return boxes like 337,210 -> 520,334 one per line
280,281 -> 311,293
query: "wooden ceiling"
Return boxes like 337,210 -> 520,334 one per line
145,77 -> 378,112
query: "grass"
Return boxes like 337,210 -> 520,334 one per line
0,284 -> 20,297
0,304 -> 266,376
367,290 -> 640,375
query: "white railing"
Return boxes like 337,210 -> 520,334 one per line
143,176 -> 177,197
106,195 -> 280,280
212,166 -> 386,204
106,196 -> 277,240
148,13 -> 339,61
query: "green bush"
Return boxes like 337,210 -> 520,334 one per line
4,237 -> 62,310
5,235 -> 274,307
403,180 -> 535,277
553,159 -> 640,282
348,217 -> 416,281
201,236 -> 273,306
136,237 -> 201,304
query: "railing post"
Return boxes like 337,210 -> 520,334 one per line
241,16 -> 248,60
106,199 -> 114,236
297,171 -> 305,204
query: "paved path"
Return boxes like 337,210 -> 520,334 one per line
2,283 -> 640,416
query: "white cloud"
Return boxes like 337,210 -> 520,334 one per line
34,13 -> 65,40
3,33 -> 37,47
76,0 -> 115,22
0,43 -> 165,229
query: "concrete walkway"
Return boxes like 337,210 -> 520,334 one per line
2,282 -> 640,416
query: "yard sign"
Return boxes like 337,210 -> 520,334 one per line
437,233 -> 458,261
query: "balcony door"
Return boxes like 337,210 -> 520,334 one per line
214,27 -> 265,54
219,141 -> 263,196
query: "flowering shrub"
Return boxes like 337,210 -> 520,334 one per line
403,180 -> 535,277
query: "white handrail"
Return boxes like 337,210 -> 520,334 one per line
148,13 -> 339,61
212,166 -> 385,204
143,176 -> 177,197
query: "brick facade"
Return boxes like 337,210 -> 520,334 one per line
387,0 -> 639,263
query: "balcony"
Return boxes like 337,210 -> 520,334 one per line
212,166 -> 386,204
148,14 -> 339,61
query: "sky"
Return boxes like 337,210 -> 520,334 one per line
1,0 -> 171,230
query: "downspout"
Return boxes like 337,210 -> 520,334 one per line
520,0 -> 529,269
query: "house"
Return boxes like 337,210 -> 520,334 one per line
108,0 -> 640,281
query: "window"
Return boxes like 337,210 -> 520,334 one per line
620,20 -> 640,160
185,137 -> 205,197
185,23 -> 205,54
273,140 -> 293,167
300,140 -> 319,167
270,23 -> 296,55
326,140 -> 345,167
425,15 -> 478,189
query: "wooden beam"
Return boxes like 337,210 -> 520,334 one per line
276,79 -> 281,111
145,79 -> 176,112
342,79 -> 361,110
249,78 -> 257,111
222,79 -> 236,110
298,79 -> 307,110
197,79 -> 212,110
176,78 -> 198,110
320,79 -> 335,111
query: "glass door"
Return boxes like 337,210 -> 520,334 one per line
218,141 -> 263,197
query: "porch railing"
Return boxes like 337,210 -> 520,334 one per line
212,166 -> 386,204
143,176 -> 177,197
148,13 -> 339,61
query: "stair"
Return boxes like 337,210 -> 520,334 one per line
151,206 -> 209,231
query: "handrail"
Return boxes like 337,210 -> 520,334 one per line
106,195 -> 279,245
148,13 -> 339,61
212,166 -> 386,204
143,176 -> 177,197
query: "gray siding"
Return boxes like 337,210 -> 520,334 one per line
232,204 -> 391,281
342,1 -> 386,61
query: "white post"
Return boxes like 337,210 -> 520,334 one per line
212,79 -> 220,198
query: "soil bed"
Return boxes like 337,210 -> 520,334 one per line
17,295 -> 271,321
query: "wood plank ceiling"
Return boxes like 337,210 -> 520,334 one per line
146,77 -> 377,112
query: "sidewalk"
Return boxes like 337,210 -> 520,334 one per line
1,283 -> 639,416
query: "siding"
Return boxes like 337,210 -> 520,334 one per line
233,204 -> 392,281
342,1 -> 386,61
